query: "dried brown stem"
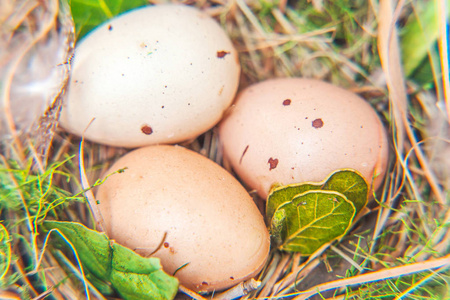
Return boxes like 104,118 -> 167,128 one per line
79,137 -> 106,233
291,254 -> 450,300
212,278 -> 261,300
178,285 -> 208,300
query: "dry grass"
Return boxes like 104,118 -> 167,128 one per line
0,0 -> 449,299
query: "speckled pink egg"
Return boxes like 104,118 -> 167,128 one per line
96,145 -> 270,293
219,78 -> 389,199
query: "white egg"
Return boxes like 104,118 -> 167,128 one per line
60,4 -> 240,147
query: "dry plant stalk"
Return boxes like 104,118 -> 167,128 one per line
290,254 -> 450,300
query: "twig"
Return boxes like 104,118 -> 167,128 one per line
37,229 -> 91,300
289,254 -> 450,300
393,266 -> 448,300
275,257 -> 321,296
178,285 -> 208,300
79,135 -> 106,233
258,253 -> 290,297
329,245 -> 364,272
53,250 -> 107,300
212,278 -> 261,300
380,0 -> 446,207
437,0 -> 450,122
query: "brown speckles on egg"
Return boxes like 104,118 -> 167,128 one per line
164,242 -> 169,248
312,118 -> 324,129
239,145 -> 249,164
282,99 -> 291,106
268,157 -> 279,170
217,50 -> 230,58
141,125 -> 153,135
108,24 -> 113,31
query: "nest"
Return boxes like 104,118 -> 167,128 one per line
1,0 -> 449,299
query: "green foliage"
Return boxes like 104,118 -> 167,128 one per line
266,169 -> 368,255
272,190 -> 355,254
0,224 -> 11,283
267,169 -> 368,222
353,270 -> 450,299
0,157 -> 84,236
400,0 -> 449,87
0,156 -> 82,296
43,221 -> 179,300
70,0 -> 149,40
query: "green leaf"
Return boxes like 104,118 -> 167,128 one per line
0,223 -> 11,281
70,0 -> 149,40
400,1 -> 449,77
272,190 -> 356,254
266,169 -> 368,223
85,269 -> 115,295
43,221 -> 178,300
322,170 -> 368,213
270,208 -> 287,246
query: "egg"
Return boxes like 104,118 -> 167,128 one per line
219,78 -> 389,199
60,4 -> 240,147
95,145 -> 270,293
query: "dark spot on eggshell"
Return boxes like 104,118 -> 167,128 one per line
217,50 -> 230,58
141,125 -> 153,135
312,118 -> 324,129
163,242 -> 169,248
283,99 -> 291,106
239,145 -> 249,164
202,281 -> 209,286
108,24 -> 113,31
268,157 -> 279,170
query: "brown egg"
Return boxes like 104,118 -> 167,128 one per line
96,145 -> 270,293
219,78 -> 389,199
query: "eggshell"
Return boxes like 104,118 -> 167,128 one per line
96,145 -> 270,293
219,78 -> 389,199
60,4 -> 240,147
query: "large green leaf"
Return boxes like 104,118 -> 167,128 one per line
70,0 -> 149,40
266,169 -> 368,223
271,190 -> 356,254
43,221 -> 178,300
